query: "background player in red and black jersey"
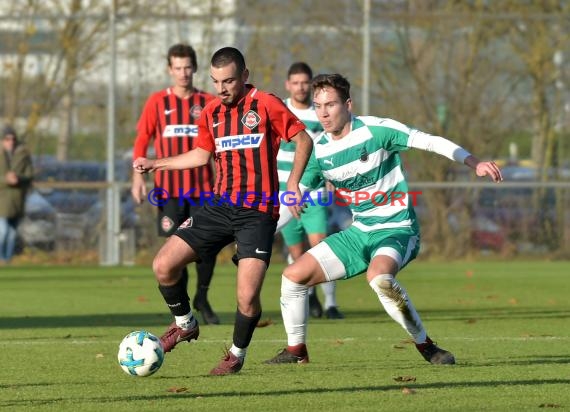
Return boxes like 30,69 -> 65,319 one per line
134,47 -> 313,375
131,43 -> 220,325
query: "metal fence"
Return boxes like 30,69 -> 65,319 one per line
14,179 -> 570,265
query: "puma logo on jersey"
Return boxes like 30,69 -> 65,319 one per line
323,159 -> 334,166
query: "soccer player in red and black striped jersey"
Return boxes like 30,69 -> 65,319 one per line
131,44 -> 220,325
133,47 -> 313,375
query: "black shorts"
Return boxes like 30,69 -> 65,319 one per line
174,202 -> 277,266
157,197 -> 202,237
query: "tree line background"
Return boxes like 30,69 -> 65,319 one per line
1,0 -> 569,261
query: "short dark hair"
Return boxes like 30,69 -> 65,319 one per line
2,125 -> 17,140
211,47 -> 246,74
287,62 -> 313,79
167,43 -> 198,71
311,73 -> 351,102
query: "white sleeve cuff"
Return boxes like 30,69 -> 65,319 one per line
275,203 -> 293,233
275,184 -> 310,233
407,129 -> 471,163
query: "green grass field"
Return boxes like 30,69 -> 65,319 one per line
1,261 -> 569,411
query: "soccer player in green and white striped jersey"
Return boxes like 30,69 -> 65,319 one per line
276,62 -> 344,320
267,73 -> 503,366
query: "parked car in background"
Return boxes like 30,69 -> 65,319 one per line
475,166 -> 560,241
17,157 -> 137,253
16,190 -> 58,252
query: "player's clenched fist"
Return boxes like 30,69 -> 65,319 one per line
133,157 -> 155,174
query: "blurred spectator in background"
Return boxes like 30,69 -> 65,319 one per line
131,43 -> 220,324
0,126 -> 33,264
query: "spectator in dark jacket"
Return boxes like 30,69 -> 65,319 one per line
0,126 -> 33,264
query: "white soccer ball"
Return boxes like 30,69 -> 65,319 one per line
117,330 -> 164,377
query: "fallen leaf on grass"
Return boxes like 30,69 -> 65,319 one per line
392,344 -> 405,349
167,387 -> 188,393
466,318 -> 478,324
136,296 -> 148,302
256,318 -> 274,328
393,376 -> 416,382
401,387 -> 416,395
95,353 -> 104,358
508,298 -> 519,305
333,339 -> 344,346
539,403 -> 561,408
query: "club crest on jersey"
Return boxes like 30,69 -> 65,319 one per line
179,217 -> 193,229
190,105 -> 202,119
161,216 -> 175,232
360,147 -> 369,162
215,133 -> 264,152
241,110 -> 261,129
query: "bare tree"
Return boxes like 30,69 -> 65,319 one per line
379,1 -> 517,257
1,0 -> 172,159
503,0 -> 570,249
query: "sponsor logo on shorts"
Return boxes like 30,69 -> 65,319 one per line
179,217 -> 193,229
161,216 -> 175,232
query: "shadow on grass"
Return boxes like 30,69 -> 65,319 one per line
1,306 -> 569,329
2,378 -> 570,407
469,354 -> 570,367
0,313 -> 209,329
345,307 -> 570,322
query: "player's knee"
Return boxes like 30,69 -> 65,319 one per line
236,294 -> 261,316
152,255 -> 174,283
283,263 -> 312,285
369,273 -> 395,293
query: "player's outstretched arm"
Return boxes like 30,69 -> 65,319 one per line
406,130 -> 503,183
133,147 -> 211,173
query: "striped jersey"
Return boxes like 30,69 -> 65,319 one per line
196,85 -> 306,218
276,98 -> 325,199
133,87 -> 215,197
301,116 -> 419,233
